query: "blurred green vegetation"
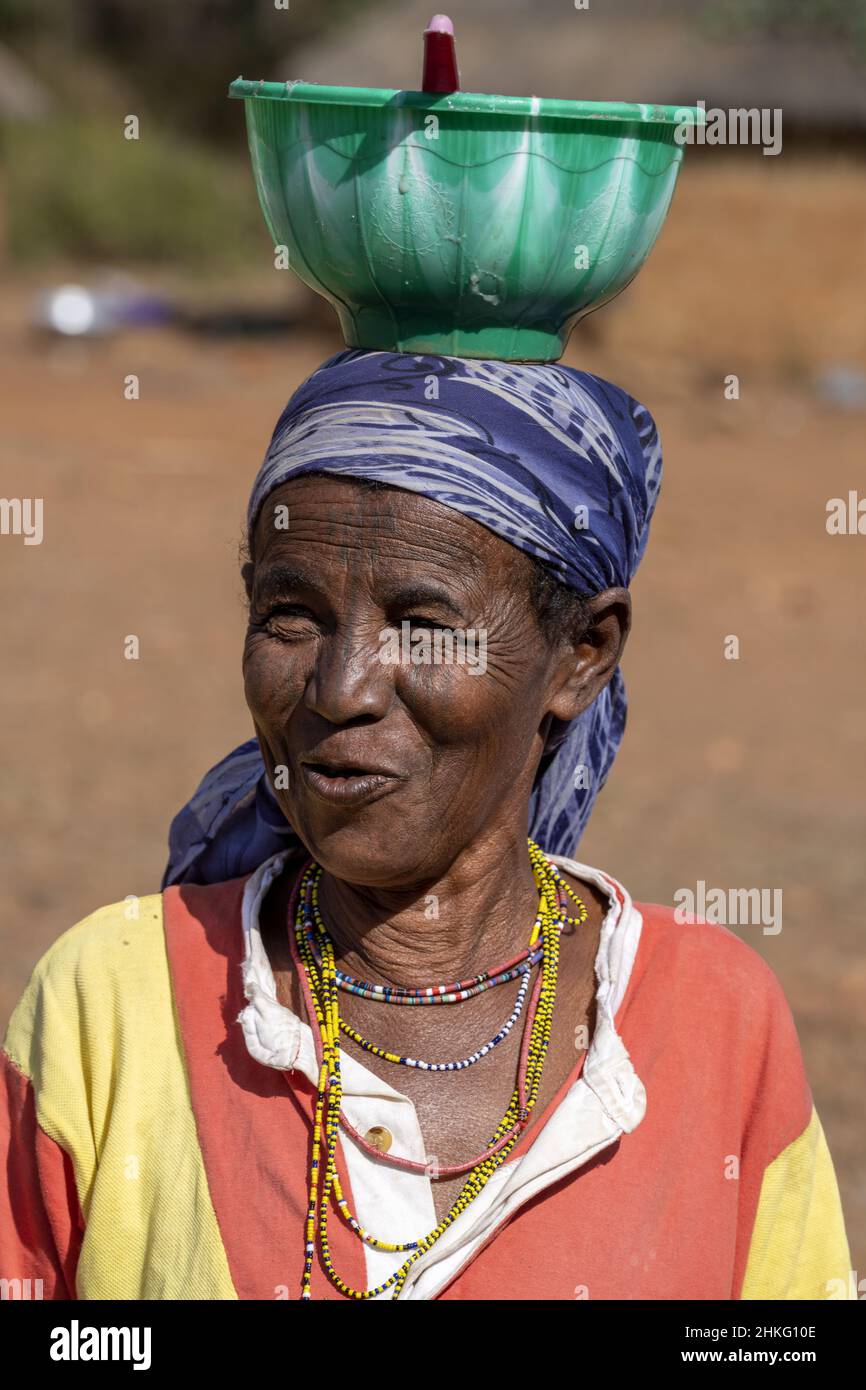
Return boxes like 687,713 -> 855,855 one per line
0,0 -> 367,139
0,0 -> 373,267
0,117 -> 266,268
699,0 -> 866,57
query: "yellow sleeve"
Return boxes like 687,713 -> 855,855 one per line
741,1106 -> 855,1300
3,898 -> 236,1299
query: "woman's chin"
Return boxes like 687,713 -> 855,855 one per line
294,808 -> 439,888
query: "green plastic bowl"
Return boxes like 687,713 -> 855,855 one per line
230,79 -> 702,362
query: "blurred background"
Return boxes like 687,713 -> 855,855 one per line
0,0 -> 864,1278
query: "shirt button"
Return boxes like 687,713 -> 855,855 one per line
365,1125 -> 393,1154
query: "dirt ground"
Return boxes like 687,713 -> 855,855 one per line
1,156 -> 864,1277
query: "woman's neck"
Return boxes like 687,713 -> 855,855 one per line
314,835 -> 545,988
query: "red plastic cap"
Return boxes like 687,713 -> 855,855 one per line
422,14 -> 460,92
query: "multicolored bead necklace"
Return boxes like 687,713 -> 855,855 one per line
339,964 -> 533,1071
299,866 -> 552,1071
300,914 -> 544,1004
299,858 -> 588,1005
290,838 -> 588,1300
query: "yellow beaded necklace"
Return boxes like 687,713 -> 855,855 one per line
290,838 -> 586,1300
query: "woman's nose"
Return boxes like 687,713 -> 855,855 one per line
303,626 -> 395,724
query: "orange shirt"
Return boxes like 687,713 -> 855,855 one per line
0,854 -> 854,1300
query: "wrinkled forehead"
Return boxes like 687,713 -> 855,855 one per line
249,472 -> 529,593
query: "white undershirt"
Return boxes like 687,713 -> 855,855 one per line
237,850 -> 647,1300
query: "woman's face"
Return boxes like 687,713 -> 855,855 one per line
243,475 -> 627,888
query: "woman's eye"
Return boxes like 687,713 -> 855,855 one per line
260,605 -> 319,637
404,614 -> 451,631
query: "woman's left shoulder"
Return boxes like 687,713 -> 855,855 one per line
633,900 -> 803,1042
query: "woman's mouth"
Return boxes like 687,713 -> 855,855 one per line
299,760 -> 404,807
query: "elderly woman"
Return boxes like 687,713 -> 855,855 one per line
0,352 -> 853,1301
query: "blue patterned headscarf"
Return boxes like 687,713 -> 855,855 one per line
163,349 -> 661,887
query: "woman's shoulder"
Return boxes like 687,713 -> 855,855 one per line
3,873 -> 255,1081
634,899 -> 787,995
0,885 -> 247,1260
17,889 -> 166,978
557,854 -> 790,1010
631,900 -> 808,1084
2,893 -> 168,1079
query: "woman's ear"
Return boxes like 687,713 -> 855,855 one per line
242,560 -> 255,604
547,586 -> 631,722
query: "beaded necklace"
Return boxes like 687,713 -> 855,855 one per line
291,838 -> 587,1300
300,911 -> 543,1003
300,866 -> 543,1071
300,859 -> 587,1004
339,965 -> 533,1071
